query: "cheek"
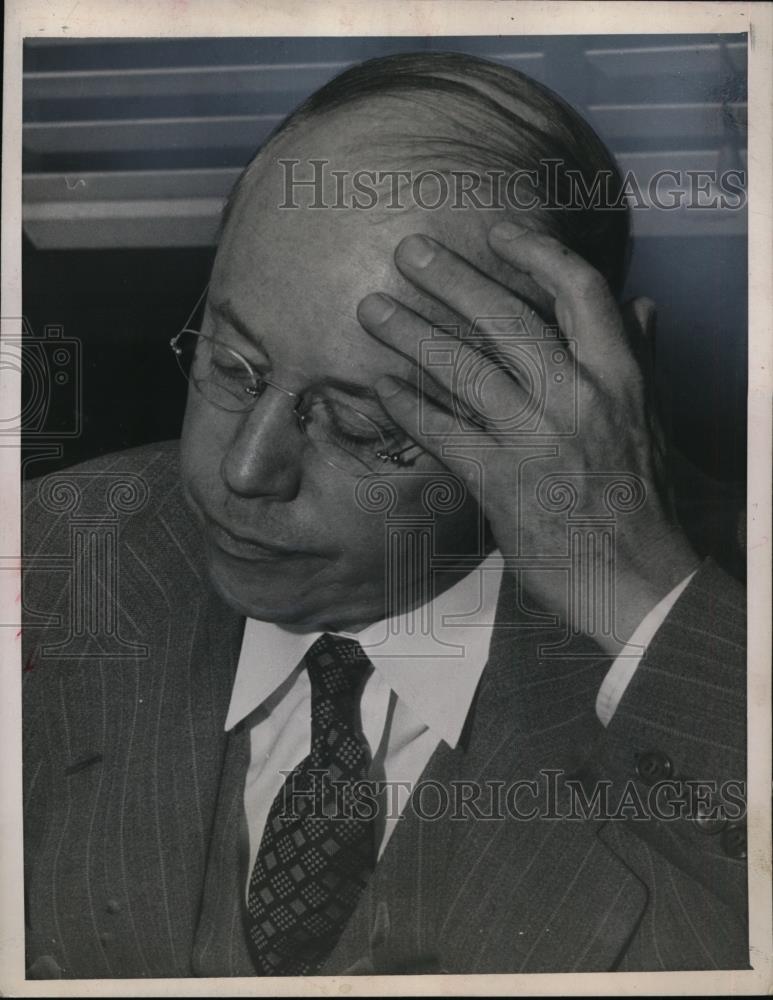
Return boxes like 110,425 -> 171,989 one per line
342,467 -> 483,555
179,394 -> 227,495
179,396 -> 200,483
327,478 -> 387,555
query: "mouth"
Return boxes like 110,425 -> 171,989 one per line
205,515 -> 310,561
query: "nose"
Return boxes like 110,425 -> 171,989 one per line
220,390 -> 304,501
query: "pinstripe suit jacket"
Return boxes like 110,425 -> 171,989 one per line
22,442 -> 749,978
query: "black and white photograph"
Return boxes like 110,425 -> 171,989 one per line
2,1 -> 771,994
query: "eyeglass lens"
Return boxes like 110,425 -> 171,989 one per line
172,330 -> 414,473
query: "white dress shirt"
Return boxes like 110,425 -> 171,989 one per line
225,553 -> 695,897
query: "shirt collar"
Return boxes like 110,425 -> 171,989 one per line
225,550 -> 504,748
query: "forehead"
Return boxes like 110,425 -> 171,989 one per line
213,205 -> 441,389
216,174 -> 402,333
209,111 -> 513,384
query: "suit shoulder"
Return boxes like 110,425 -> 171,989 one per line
22,439 -> 207,627
24,440 -> 181,495
23,440 -> 185,542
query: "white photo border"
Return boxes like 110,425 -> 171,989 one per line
2,2 -> 770,996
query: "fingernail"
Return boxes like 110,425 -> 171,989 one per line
491,221 -> 527,241
360,293 -> 396,324
375,376 -> 402,399
399,234 -> 435,268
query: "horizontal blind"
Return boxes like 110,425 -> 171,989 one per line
22,34 -> 747,249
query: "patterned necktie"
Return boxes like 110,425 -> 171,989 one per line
245,633 -> 376,976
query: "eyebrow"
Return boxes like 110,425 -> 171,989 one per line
209,296 -> 450,411
325,375 -> 452,417
210,299 -> 376,400
208,298 -> 267,353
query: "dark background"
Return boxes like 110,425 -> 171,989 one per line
21,34 -> 748,495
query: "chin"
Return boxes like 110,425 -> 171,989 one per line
210,570 -> 312,624
202,546 -> 339,629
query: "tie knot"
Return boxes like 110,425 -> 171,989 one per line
305,633 -> 369,702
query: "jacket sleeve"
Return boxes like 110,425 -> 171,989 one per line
594,558 -> 749,969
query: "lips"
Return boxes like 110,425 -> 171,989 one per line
205,515 -> 306,560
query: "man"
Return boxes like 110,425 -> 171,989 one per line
22,52 -> 747,978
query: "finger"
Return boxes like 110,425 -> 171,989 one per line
358,292 -> 529,427
394,234 -> 538,338
374,375 -> 497,483
487,222 -> 638,378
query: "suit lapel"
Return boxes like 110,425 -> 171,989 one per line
191,721 -> 257,976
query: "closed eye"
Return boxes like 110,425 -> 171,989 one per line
207,299 -> 271,362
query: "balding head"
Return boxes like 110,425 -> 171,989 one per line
216,101 -> 537,356
223,51 -> 630,296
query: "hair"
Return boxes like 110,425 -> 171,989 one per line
222,51 -> 632,295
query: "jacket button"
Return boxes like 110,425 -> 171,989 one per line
27,955 -> 63,979
100,931 -> 114,944
106,898 -> 121,914
635,750 -> 673,786
692,799 -> 728,835
693,812 -> 727,835
720,823 -> 747,859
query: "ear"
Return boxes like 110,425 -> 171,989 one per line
622,296 -> 670,495
621,296 -> 657,369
